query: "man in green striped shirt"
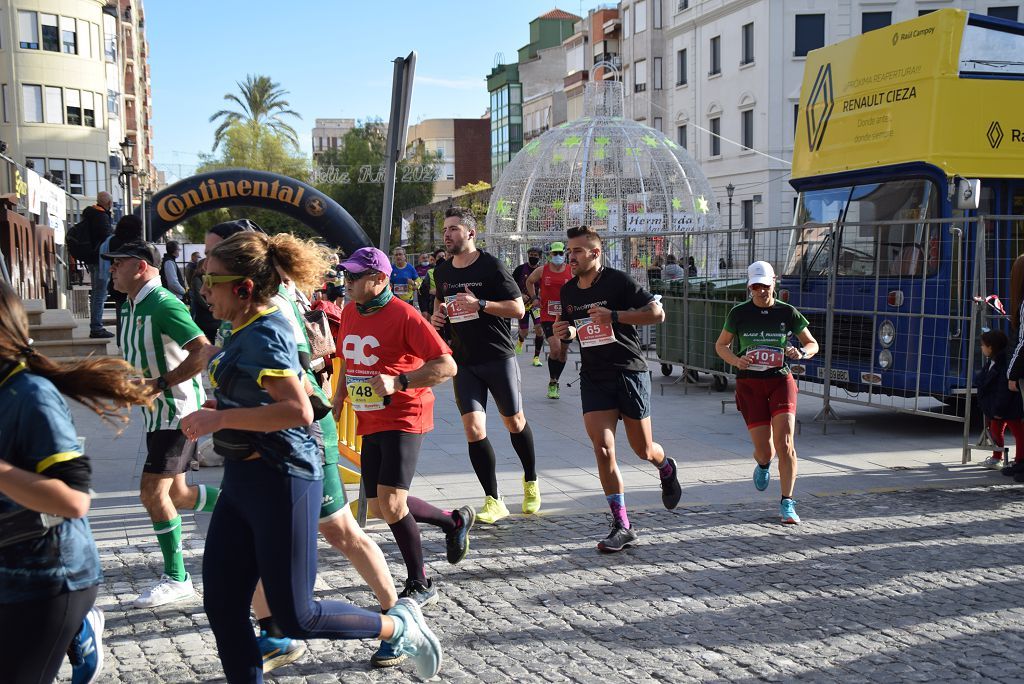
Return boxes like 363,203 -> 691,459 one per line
105,241 -> 220,608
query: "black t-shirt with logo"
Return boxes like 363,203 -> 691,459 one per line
434,251 -> 521,365
560,267 -> 654,379
723,300 -> 809,379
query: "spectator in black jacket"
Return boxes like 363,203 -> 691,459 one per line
102,215 -> 143,339
188,258 -> 219,342
160,241 -> 187,299
83,192 -> 113,338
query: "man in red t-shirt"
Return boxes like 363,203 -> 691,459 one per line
525,242 -> 574,399
332,247 -> 472,628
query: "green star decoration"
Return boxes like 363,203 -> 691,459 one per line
529,207 -> 541,220
695,195 -> 710,214
672,198 -> 683,211
625,147 -> 640,157
594,136 -> 610,146
563,135 -> 582,147
552,199 -> 565,211
594,149 -> 607,161
496,198 -> 512,218
524,140 -> 541,155
642,135 -> 659,148
552,151 -> 565,163
591,196 -> 610,219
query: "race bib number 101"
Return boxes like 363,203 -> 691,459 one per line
745,346 -> 784,372
576,316 -> 616,348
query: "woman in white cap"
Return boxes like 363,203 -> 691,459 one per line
714,261 -> 818,524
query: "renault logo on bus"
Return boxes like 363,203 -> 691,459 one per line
805,63 -> 834,152
987,121 -> 1004,149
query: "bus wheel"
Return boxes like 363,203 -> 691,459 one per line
713,375 -> 729,392
685,369 -> 700,383
661,363 -> 673,377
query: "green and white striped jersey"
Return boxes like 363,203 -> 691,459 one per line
118,278 -> 206,431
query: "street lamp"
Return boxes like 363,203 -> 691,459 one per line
118,137 -> 136,216
726,182 -> 735,269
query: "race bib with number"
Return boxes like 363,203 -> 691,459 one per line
547,300 -> 562,317
576,316 -> 616,348
346,375 -> 385,411
394,283 -> 410,298
444,295 -> 479,323
744,346 -> 784,372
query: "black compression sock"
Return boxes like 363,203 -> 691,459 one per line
387,512 -> 427,583
548,358 -> 566,382
510,422 -> 538,482
534,335 -> 543,357
407,495 -> 456,533
468,438 -> 499,498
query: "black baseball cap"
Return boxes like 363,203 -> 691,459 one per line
101,240 -> 160,266
208,218 -> 264,240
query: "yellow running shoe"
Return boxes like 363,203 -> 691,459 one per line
476,495 -> 510,524
515,340 -> 523,354
532,356 -> 542,367
522,478 -> 541,514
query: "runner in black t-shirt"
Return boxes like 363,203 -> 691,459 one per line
431,207 -> 541,524
714,260 -> 819,525
511,248 -> 544,365
553,226 -> 682,553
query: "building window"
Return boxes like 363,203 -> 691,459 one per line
1,85 -> 9,124
676,49 -> 687,85
85,161 -> 99,196
795,15 -> 825,57
742,199 -> 754,236
793,103 -> 800,137
653,57 -> 663,90
709,36 -> 721,75
635,0 -> 647,33
654,0 -> 663,28
60,16 -> 77,54
26,157 -> 45,173
623,6 -> 630,38
654,116 -> 663,132
18,11 -> 39,49
862,11 -> 891,33
107,89 -> 118,116
48,159 -> 66,187
741,109 -> 754,149
83,91 -> 96,127
678,0 -> 689,9
677,124 -> 687,149
634,59 -> 647,92
918,9 -> 936,16
41,14 -> 59,51
741,23 -> 754,65
22,85 -> 43,123
44,86 -> 63,124
66,89 -> 81,126
710,117 -> 721,156
98,162 -> 107,192
989,6 -> 1019,21
91,23 -> 100,60
68,160 -> 84,195
103,14 -> 117,62
79,19 -> 92,58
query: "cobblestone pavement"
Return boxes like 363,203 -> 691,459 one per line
66,483 -> 1024,683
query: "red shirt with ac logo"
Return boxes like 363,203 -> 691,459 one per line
539,264 -> 573,322
337,297 -> 452,436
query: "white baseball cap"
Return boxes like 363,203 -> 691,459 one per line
747,261 -> 776,287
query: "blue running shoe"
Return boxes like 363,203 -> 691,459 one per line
70,607 -> 104,684
753,463 -> 771,491
371,638 -> 409,668
780,498 -> 800,524
258,630 -> 307,672
387,597 -> 443,679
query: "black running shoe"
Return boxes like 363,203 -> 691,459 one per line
1003,461 -> 1024,477
597,521 -> 638,553
660,457 -> 682,509
445,505 -> 475,565
399,577 -> 439,607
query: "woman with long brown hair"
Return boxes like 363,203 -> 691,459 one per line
0,282 -> 152,683
182,231 -> 441,683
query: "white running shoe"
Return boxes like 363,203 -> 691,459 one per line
133,573 -> 196,608
982,456 -> 1004,470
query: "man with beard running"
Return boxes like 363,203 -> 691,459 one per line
553,226 -> 681,552
431,207 -> 542,522
525,242 -> 573,399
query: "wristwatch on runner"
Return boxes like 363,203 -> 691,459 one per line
478,299 -> 488,312
398,373 -> 410,391
155,376 -> 169,391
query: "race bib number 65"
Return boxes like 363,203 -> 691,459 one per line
576,316 -> 615,348
745,346 -> 784,372
346,375 -> 385,411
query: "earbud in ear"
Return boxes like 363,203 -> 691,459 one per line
233,282 -> 252,300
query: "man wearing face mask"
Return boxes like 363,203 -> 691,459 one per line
512,248 -> 544,365
525,242 -> 573,399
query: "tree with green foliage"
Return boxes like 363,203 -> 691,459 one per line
209,75 -> 301,152
315,121 -> 437,249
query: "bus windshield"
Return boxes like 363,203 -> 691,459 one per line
785,179 -> 939,277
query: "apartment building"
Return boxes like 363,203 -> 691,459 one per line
312,117 -> 355,162
406,117 -> 490,203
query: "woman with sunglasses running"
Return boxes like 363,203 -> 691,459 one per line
714,261 -> 818,525
181,231 -> 441,683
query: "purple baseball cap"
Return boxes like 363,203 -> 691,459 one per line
339,247 -> 392,277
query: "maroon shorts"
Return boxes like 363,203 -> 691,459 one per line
735,375 -> 798,429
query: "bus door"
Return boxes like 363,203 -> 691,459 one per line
981,181 -> 1024,328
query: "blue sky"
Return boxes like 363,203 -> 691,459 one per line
148,1 -> 607,181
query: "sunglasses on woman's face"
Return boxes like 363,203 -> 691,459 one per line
201,273 -> 245,288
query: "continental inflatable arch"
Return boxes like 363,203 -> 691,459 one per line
149,169 -> 372,254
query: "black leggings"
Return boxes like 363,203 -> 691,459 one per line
203,459 -> 383,683
0,584 -> 97,684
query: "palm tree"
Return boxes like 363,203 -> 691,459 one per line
209,75 -> 301,151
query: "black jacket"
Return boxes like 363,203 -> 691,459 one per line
80,205 -> 112,264
976,352 -> 1023,420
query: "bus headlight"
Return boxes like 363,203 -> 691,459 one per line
878,349 -> 893,369
878,320 -> 895,348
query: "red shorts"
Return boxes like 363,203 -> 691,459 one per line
735,375 -> 798,429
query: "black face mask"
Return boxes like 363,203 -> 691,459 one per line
528,256 -> 539,266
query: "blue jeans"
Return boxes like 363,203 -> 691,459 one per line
87,263 -> 108,333
203,459 -> 383,683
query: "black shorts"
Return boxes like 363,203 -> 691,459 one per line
580,370 -> 652,420
360,430 -> 425,497
144,429 -> 197,475
453,357 -> 523,417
